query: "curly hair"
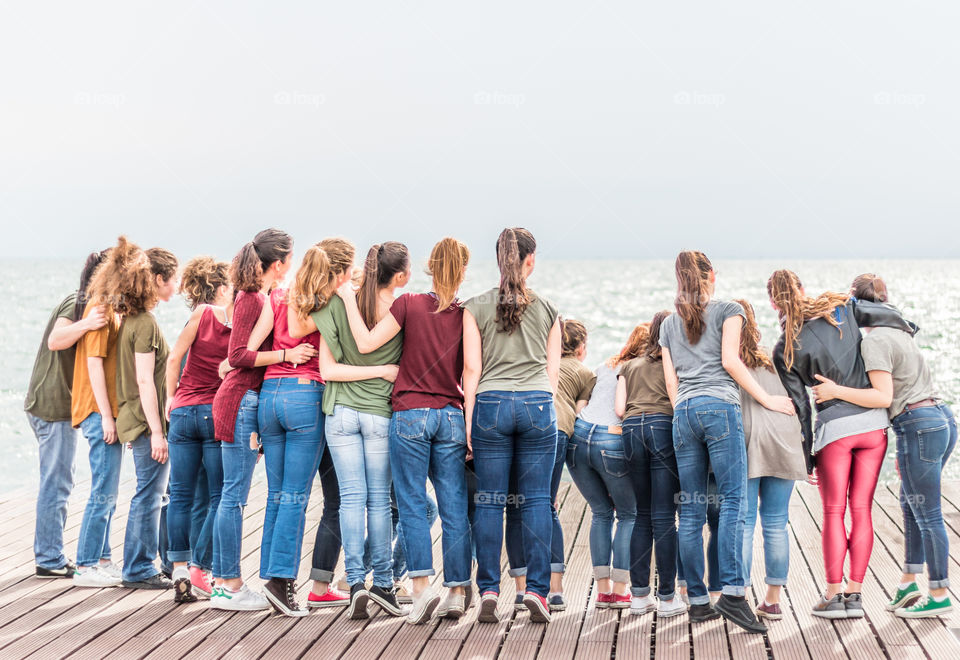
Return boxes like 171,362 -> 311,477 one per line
767,269 -> 849,370
614,323 -> 650,366
86,236 -> 156,316
180,256 -> 230,310
146,247 -> 178,281
289,238 -> 356,321
560,318 -> 587,358
732,298 -> 774,372
643,310 -> 671,361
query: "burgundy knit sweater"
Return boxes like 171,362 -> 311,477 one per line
212,291 -> 271,442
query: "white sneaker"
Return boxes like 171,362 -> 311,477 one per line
658,596 -> 687,617
630,595 -> 656,615
210,584 -> 271,611
98,562 -> 122,580
73,565 -> 121,587
406,587 -> 440,625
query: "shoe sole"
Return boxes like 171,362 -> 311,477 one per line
549,604 -> 566,612
210,600 -> 271,611
348,592 -> 370,620
630,605 -> 656,616
523,595 -> 552,623
263,588 -> 308,617
478,598 -> 499,623
657,607 -> 687,618
307,599 -> 350,608
844,609 -> 865,619
407,595 -> 440,625
896,605 -> 953,618
810,609 -> 848,619
715,602 -> 767,634
192,586 -> 214,599
36,572 -> 73,579
174,578 -> 198,604
756,611 -> 782,621
368,592 -> 403,617
886,593 -> 922,611
689,608 -> 721,623
73,578 -> 122,588
596,602 -> 610,610
609,602 -> 631,610
443,607 -> 465,619
122,581 -> 171,590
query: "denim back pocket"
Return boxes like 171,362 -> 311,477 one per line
523,398 -> 555,432
285,398 -> 321,434
394,409 -> 429,441
566,439 -> 578,469
600,449 -> 629,478
695,410 -> 731,442
446,409 -> 467,446
917,423 -> 950,463
475,399 -> 501,432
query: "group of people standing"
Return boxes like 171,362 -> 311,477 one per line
25,230 -> 956,632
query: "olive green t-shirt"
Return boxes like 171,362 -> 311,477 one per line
464,287 -> 559,394
861,327 -> 937,420
312,296 -> 403,419
116,311 -> 169,444
619,356 -> 674,419
24,294 -> 78,422
555,357 -> 596,437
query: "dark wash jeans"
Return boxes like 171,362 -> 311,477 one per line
622,413 -> 679,599
472,390 -> 557,598
673,396 -> 748,605
894,404 -> 958,589
167,404 -> 223,569
390,405 -> 471,587
311,446 -> 341,583
258,378 -> 326,580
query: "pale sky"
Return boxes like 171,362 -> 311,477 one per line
2,2 -> 959,260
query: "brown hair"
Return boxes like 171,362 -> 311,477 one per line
146,248 -> 178,281
86,236 -> 156,316
674,250 -> 713,344
356,241 -> 410,329
180,256 -> 230,310
560,319 -> 588,358
615,323 -> 650,366
289,238 -> 356,321
75,249 -> 111,321
732,298 -> 774,372
643,310 -> 671,361
428,237 -> 470,312
495,227 -> 536,334
851,273 -> 888,303
767,269 -> 850,370
231,228 -> 293,293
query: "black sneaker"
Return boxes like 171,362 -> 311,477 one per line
689,602 -> 721,622
715,595 -> 767,634
36,560 -> 76,579
264,578 -> 308,617
347,583 -> 370,620
369,584 -> 404,617
123,573 -> 174,590
173,576 -> 198,603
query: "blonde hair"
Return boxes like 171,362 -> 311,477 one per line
428,237 -> 470,312
766,269 -> 849,370
732,298 -> 774,372
289,238 -> 355,321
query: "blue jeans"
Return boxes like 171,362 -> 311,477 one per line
743,476 -> 794,587
76,413 -> 123,567
390,406 -> 472,587
311,447 -> 341,582
27,413 -> 77,570
472,390 -> 557,598
677,473 -> 721,593
894,404 -> 958,589
567,419 -> 637,582
214,390 -> 260,580
673,396 -> 748,604
505,430 -> 568,577
623,413 -> 679,598
123,433 -> 171,582
160,471 -> 210,573
167,404 -> 223,569
259,378 -> 325,579
326,405 -> 392,588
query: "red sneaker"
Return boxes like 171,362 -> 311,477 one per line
522,592 -> 552,623
189,566 -> 213,598
308,586 -> 350,608
596,592 -> 614,609
610,593 -> 631,609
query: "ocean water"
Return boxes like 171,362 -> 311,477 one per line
3,258 -> 958,495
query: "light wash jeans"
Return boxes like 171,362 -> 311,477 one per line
76,412 -> 123,567
27,413 -> 77,570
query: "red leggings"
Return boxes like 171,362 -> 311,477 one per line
816,429 -> 888,584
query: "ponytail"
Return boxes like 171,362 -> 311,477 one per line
356,241 -> 410,329
850,273 -> 888,303
560,318 -> 587,357
428,237 -> 470,312
643,310 -> 671,361
767,269 -> 849,370
674,250 -> 713,344
289,238 -> 355,321
495,227 -> 536,334
231,228 -> 293,293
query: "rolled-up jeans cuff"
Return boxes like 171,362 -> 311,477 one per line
167,550 -> 191,563
407,569 -> 435,578
443,579 -> 473,588
550,562 -> 566,574
904,563 -> 925,574
689,594 -> 710,605
676,579 -> 687,588
722,585 -> 746,597
765,577 -> 787,586
508,566 -> 527,578
631,585 -> 651,597
310,568 -> 335,583
658,589 -> 676,600
929,578 -> 951,589
593,566 -> 611,579
611,568 -> 630,583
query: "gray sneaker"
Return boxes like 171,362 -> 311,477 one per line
811,593 -> 847,619
843,593 -> 864,619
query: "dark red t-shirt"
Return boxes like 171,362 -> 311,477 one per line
390,293 -> 464,412
173,306 -> 231,410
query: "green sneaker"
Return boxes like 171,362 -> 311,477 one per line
896,596 -> 953,618
886,582 -> 921,611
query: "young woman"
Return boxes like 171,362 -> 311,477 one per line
463,227 -> 561,625
164,256 -> 233,603
288,240 -> 406,620
28,250 -> 108,580
567,327 -> 640,611
660,251 -> 794,634
615,311 -> 686,618
812,274 -> 954,618
767,269 -> 914,619
334,237 -> 473,624
732,299 -> 807,622
114,246 -> 178,589
211,229 -> 315,611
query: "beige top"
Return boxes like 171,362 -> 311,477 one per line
555,357 -> 596,438
741,365 -> 808,481
619,356 -> 673,419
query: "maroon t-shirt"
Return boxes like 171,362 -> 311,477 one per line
172,306 -> 231,410
390,293 -> 464,412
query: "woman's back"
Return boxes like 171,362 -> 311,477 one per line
579,363 -> 621,427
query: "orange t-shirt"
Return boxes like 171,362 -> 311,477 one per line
71,305 -> 120,427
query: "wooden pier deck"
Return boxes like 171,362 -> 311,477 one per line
2,477 -> 960,659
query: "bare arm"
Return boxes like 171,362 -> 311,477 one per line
135,351 -> 167,463
721,316 -> 794,415
337,284 -> 402,354
462,310 -> 483,451
662,347 -> 678,408
165,307 -> 204,419
546,318 -> 561,394
812,370 -> 893,408
287,305 -> 319,339
47,307 -> 106,351
614,376 -> 627,418
87,356 -> 117,443
316,335 -> 398,383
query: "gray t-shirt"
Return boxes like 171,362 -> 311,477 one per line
861,326 -> 937,420
579,363 -> 622,427
741,365 -> 809,481
659,300 -> 745,406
